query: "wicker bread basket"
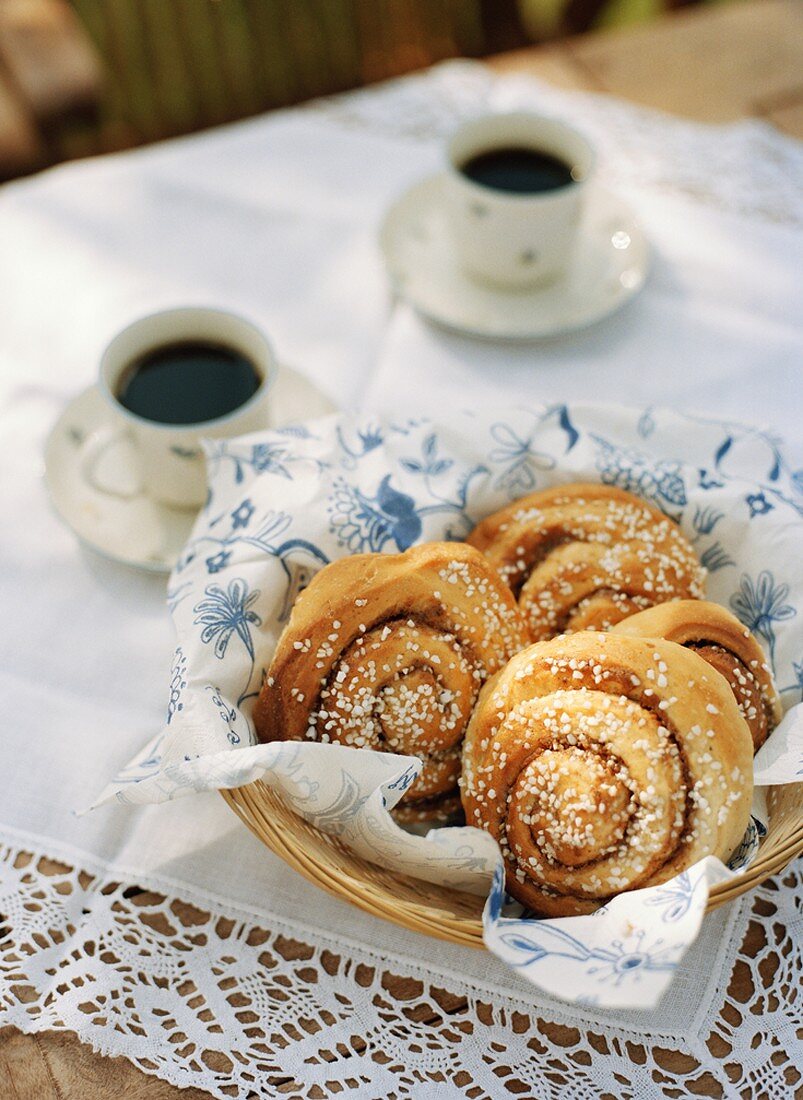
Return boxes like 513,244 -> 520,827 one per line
221,776 -> 803,948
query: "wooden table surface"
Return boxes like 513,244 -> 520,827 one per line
2,1 -> 801,1096
490,0 -> 803,138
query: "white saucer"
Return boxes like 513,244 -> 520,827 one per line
45,366 -> 338,574
380,175 -> 649,340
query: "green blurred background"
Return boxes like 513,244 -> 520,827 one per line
66,0 -> 700,152
0,0 -> 713,178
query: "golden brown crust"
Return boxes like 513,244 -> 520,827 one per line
460,632 -> 754,916
466,483 -> 706,640
254,542 -> 531,818
612,600 -> 782,752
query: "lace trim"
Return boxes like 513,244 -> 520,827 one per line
1,832 -> 800,1099
301,62 -> 803,228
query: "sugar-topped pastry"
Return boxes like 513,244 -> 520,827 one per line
461,632 -> 753,916
612,600 -> 782,752
254,542 -> 531,821
467,483 -> 706,640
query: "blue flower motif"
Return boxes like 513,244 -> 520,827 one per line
336,424 -> 384,467
166,647 -> 188,725
637,408 -> 655,439
386,764 -> 418,794
489,422 -> 555,495
358,426 -> 384,453
496,922 -> 676,988
656,467 -> 686,507
700,542 -> 735,572
193,578 -> 261,660
644,872 -> 694,922
730,570 -> 795,667
486,863 -> 506,923
586,933 -> 676,987
112,729 -> 169,783
593,437 -> 686,508
250,510 -> 293,545
251,442 -> 291,478
692,505 -> 724,536
231,498 -> 255,529
699,468 -> 724,490
207,685 -> 240,744
376,476 -> 421,548
746,491 -> 773,517
329,475 -> 422,552
206,549 -> 231,574
400,432 -> 454,478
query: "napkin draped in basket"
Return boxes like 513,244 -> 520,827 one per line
95,403 -> 803,1009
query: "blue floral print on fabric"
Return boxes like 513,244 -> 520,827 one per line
730,571 -> 796,669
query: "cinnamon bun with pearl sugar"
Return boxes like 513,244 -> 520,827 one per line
254,542 -> 530,821
612,600 -> 782,752
466,483 -> 705,640
460,632 -> 753,916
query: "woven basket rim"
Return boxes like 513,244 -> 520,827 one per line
222,778 -> 803,947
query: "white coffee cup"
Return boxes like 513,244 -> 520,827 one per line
443,112 -> 595,289
82,307 -> 276,510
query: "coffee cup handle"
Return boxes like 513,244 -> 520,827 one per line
79,425 -> 143,500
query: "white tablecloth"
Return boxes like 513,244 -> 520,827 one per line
0,62 -> 801,1099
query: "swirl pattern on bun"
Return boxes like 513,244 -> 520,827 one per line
461,632 -> 753,915
254,542 -> 531,820
612,599 -> 782,752
467,483 -> 705,640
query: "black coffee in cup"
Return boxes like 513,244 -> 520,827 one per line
460,146 -> 575,195
116,341 -> 261,425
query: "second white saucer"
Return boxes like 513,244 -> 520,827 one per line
45,366 -> 338,574
380,175 -> 649,340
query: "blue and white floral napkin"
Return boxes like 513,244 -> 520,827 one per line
95,403 -> 803,1008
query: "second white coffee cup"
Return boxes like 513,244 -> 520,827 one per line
443,112 -> 595,290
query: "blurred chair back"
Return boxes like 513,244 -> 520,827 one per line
71,0 -> 526,146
